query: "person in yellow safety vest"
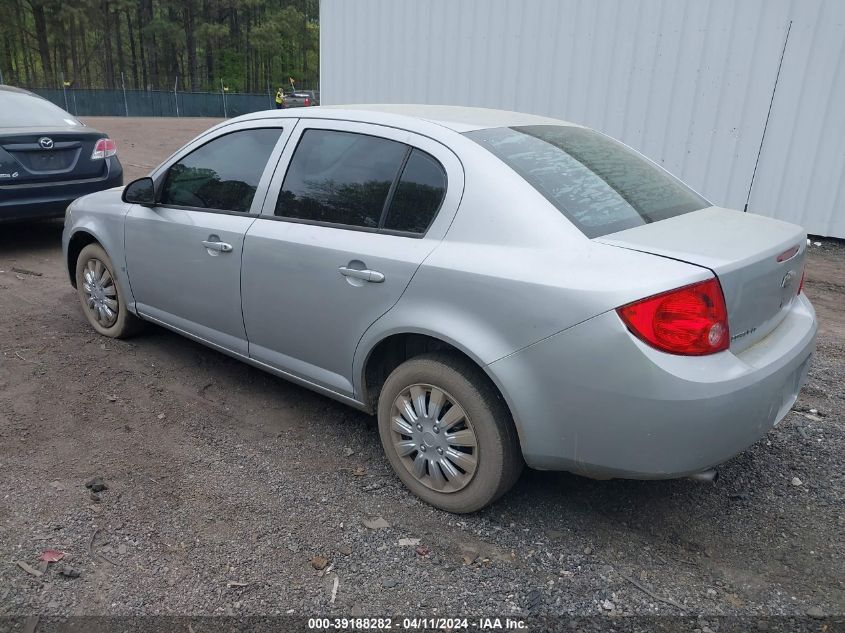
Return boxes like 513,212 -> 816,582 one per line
275,88 -> 285,109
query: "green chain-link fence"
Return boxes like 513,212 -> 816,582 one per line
32,88 -> 275,118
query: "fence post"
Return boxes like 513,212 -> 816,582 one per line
61,72 -> 69,112
121,72 -> 129,116
174,76 -> 180,117
221,78 -> 227,118
0,68 -> 4,84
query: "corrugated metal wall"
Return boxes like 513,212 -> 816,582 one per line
321,0 -> 845,238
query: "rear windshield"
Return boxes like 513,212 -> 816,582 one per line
0,91 -> 81,128
464,125 -> 708,238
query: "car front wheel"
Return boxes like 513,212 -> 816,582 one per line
75,243 -> 142,338
377,352 -> 523,513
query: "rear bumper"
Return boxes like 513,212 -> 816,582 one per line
0,159 -> 122,222
489,293 -> 817,478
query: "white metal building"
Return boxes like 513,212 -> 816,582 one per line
320,0 -> 845,238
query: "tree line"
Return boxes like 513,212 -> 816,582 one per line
1,0 -> 319,94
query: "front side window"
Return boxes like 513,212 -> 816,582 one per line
464,125 -> 708,238
275,129 -> 407,228
160,128 -> 282,213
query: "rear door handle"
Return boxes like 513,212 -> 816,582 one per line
339,266 -> 385,283
201,240 -> 233,253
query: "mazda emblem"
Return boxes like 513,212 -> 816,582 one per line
39,137 -> 54,149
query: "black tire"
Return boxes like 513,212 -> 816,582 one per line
75,243 -> 143,339
377,352 -> 523,513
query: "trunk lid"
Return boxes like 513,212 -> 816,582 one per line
0,127 -> 107,185
597,206 -> 806,353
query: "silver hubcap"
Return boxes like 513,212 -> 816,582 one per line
82,258 -> 118,327
389,384 -> 478,493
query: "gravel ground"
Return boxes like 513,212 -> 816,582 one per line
0,118 -> 843,626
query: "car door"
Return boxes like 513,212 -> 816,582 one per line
124,120 -> 293,355
241,119 -> 464,397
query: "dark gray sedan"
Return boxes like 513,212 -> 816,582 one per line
284,91 -> 317,107
0,85 -> 123,222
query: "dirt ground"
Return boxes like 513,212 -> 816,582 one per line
1,117 -> 843,624
80,117 -> 225,183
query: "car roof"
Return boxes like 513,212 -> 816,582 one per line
320,104 -> 578,132
239,104 -> 580,133
0,84 -> 36,96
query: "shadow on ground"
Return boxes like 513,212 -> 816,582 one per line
0,219 -> 64,255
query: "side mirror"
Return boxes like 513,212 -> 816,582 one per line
122,176 -> 156,206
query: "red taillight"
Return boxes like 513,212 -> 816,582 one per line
91,138 -> 117,160
617,278 -> 730,356
776,244 -> 800,262
304,98 -> 311,106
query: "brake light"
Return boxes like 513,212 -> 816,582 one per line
304,97 -> 311,106
617,278 -> 730,356
91,138 -> 116,160
776,245 -> 800,262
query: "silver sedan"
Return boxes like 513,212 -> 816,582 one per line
62,105 -> 817,512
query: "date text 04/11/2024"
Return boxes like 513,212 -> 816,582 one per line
307,617 -> 527,630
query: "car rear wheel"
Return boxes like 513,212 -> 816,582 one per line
75,243 -> 142,338
377,352 -> 523,513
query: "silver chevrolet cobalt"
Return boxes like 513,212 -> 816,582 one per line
63,105 -> 817,512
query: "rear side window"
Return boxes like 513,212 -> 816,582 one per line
275,129 -> 407,228
383,149 -> 447,234
160,128 -> 282,213
0,91 -> 81,127
464,125 -> 708,238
